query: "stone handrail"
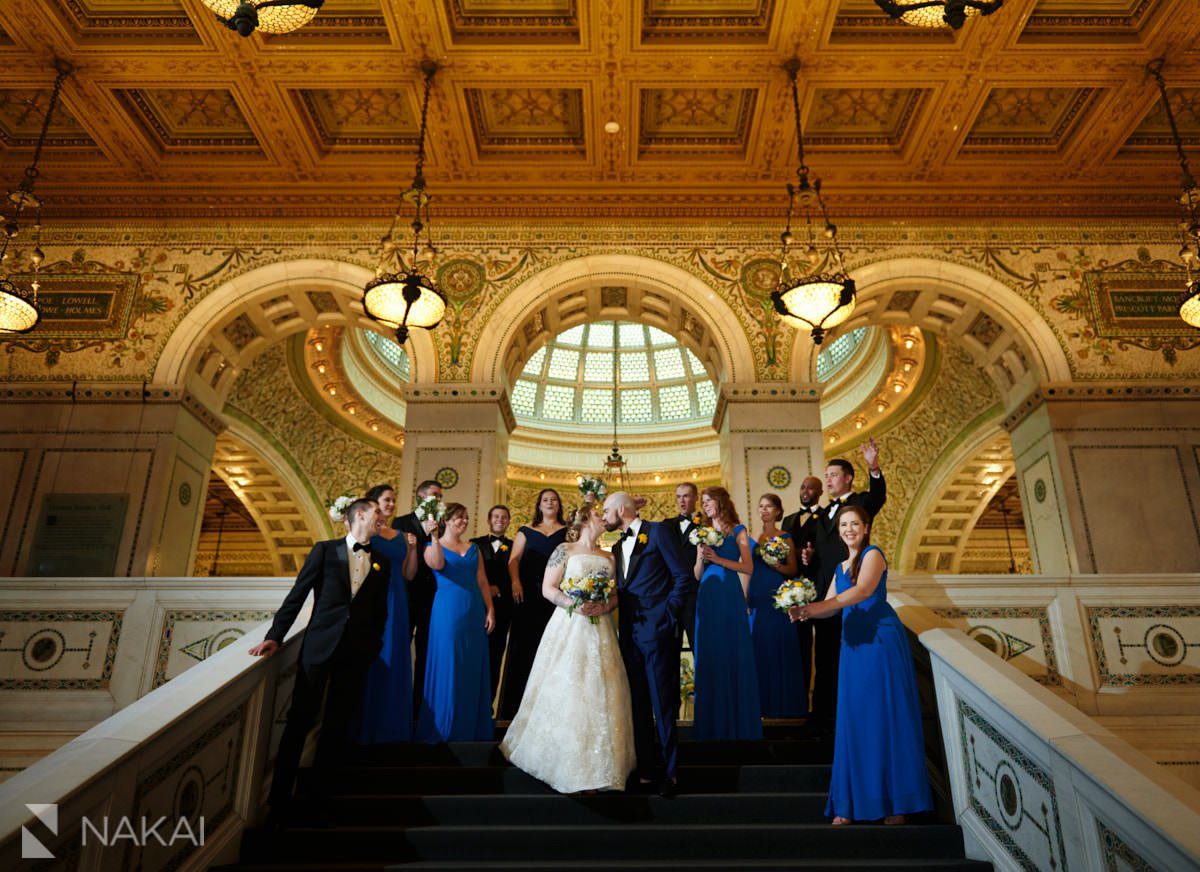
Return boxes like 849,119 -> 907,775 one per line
892,592 -> 1200,872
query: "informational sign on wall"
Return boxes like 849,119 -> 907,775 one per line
8,272 -> 139,339
27,493 -> 129,577
1083,265 -> 1194,337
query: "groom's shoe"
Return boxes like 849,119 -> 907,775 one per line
657,778 -> 678,799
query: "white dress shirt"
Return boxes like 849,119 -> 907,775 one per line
345,533 -> 371,598
621,517 -> 644,569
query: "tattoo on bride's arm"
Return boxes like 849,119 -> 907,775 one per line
547,545 -> 568,568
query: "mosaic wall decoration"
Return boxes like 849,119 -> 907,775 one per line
933,606 -> 1060,685
958,697 -> 1068,872
1096,819 -> 1155,872
153,609 -> 275,688
1087,605 -> 1200,687
0,609 -> 123,690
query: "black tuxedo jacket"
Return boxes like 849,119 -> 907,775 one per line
811,472 -> 887,593
782,506 -> 823,581
394,512 -> 435,589
470,534 -> 513,595
264,538 -> 390,668
661,513 -> 700,569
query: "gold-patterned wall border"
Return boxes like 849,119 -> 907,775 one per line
1087,605 -> 1200,687
0,609 -> 122,689
933,606 -> 1060,686
152,609 -> 275,688
3,269 -> 141,340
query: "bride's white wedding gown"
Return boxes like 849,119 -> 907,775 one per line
500,552 -> 636,793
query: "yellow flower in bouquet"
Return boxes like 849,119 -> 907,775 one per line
560,569 -> 617,625
773,578 -> 817,613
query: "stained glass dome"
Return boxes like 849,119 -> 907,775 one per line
363,330 -> 411,381
510,321 -> 717,429
817,327 -> 867,382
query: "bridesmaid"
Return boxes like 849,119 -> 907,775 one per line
356,483 -> 421,743
415,503 -> 496,743
692,486 -> 762,741
747,493 -> 807,719
792,504 -> 933,825
497,489 -> 567,720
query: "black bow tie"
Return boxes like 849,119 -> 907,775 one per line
352,542 -> 371,554
488,535 -> 503,542
620,528 -> 635,541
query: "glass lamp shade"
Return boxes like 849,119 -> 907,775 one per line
1181,279 -> 1200,329
772,275 -> 856,344
362,271 -> 447,344
0,277 -> 40,334
874,0 -> 1000,29
200,0 -> 323,36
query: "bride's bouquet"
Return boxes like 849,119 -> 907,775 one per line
688,524 -> 726,549
413,494 -> 447,523
577,475 -> 607,502
755,536 -> 790,567
328,495 -> 356,523
773,578 -> 818,613
560,569 -> 617,625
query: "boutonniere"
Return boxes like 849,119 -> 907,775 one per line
637,533 -> 648,545
499,544 -> 509,552
692,512 -> 705,526
371,562 -> 381,572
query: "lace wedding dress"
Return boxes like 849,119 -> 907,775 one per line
500,552 -> 636,793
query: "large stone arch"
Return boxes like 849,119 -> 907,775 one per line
896,423 -> 1016,573
152,258 -> 438,409
470,255 -> 758,387
788,257 -> 1072,407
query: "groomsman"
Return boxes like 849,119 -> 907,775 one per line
394,479 -> 442,710
663,482 -> 702,649
782,475 -> 823,718
250,499 -> 390,825
804,437 -> 886,734
471,505 -> 513,706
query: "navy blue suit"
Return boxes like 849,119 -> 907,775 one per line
615,519 -> 695,781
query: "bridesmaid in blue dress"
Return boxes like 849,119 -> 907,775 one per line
747,493 -> 807,719
356,484 -> 421,743
415,503 -> 496,743
791,504 -> 933,825
497,489 -> 567,720
692,486 -> 762,741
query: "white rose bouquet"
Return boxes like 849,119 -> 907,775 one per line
756,536 -> 790,567
577,475 -> 607,502
773,578 -> 818,613
560,569 -> 617,625
689,525 -> 726,549
413,495 -> 447,523
328,495 -> 355,523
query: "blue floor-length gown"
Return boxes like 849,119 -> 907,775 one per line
415,544 -> 494,743
693,524 -> 763,741
747,533 -> 808,718
826,545 -> 934,820
357,532 -> 413,742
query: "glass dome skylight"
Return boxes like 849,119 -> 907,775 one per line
816,327 -> 867,382
511,321 -> 717,429
363,330 -> 411,381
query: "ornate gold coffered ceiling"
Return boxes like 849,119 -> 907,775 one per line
0,0 -> 1198,219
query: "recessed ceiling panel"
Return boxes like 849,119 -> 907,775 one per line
48,0 -> 200,43
641,0 -> 774,43
441,0 -> 580,43
963,86 -> 1099,151
297,88 -> 420,150
1123,88 -> 1200,150
117,88 -> 261,153
0,88 -> 96,149
465,86 -> 585,155
638,87 -> 756,157
805,87 -> 927,149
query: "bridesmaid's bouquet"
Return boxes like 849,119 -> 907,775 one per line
756,536 -> 790,567
413,495 -> 447,523
773,578 -> 818,613
328,495 -> 355,522
560,569 -> 617,625
689,525 -> 726,548
577,475 -> 607,502
680,658 -> 695,703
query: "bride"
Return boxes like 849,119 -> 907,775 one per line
500,502 -> 636,793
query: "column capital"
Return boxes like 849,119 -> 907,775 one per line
402,382 -> 516,434
713,382 -> 822,433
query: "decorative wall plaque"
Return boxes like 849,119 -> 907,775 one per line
27,493 -> 129,577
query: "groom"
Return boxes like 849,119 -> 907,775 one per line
603,491 -> 694,797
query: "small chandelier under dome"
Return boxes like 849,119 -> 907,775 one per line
873,0 -> 1003,29
0,59 -> 73,336
771,59 -> 856,346
1147,58 -> 1200,329
200,0 -> 323,37
362,61 -> 447,348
